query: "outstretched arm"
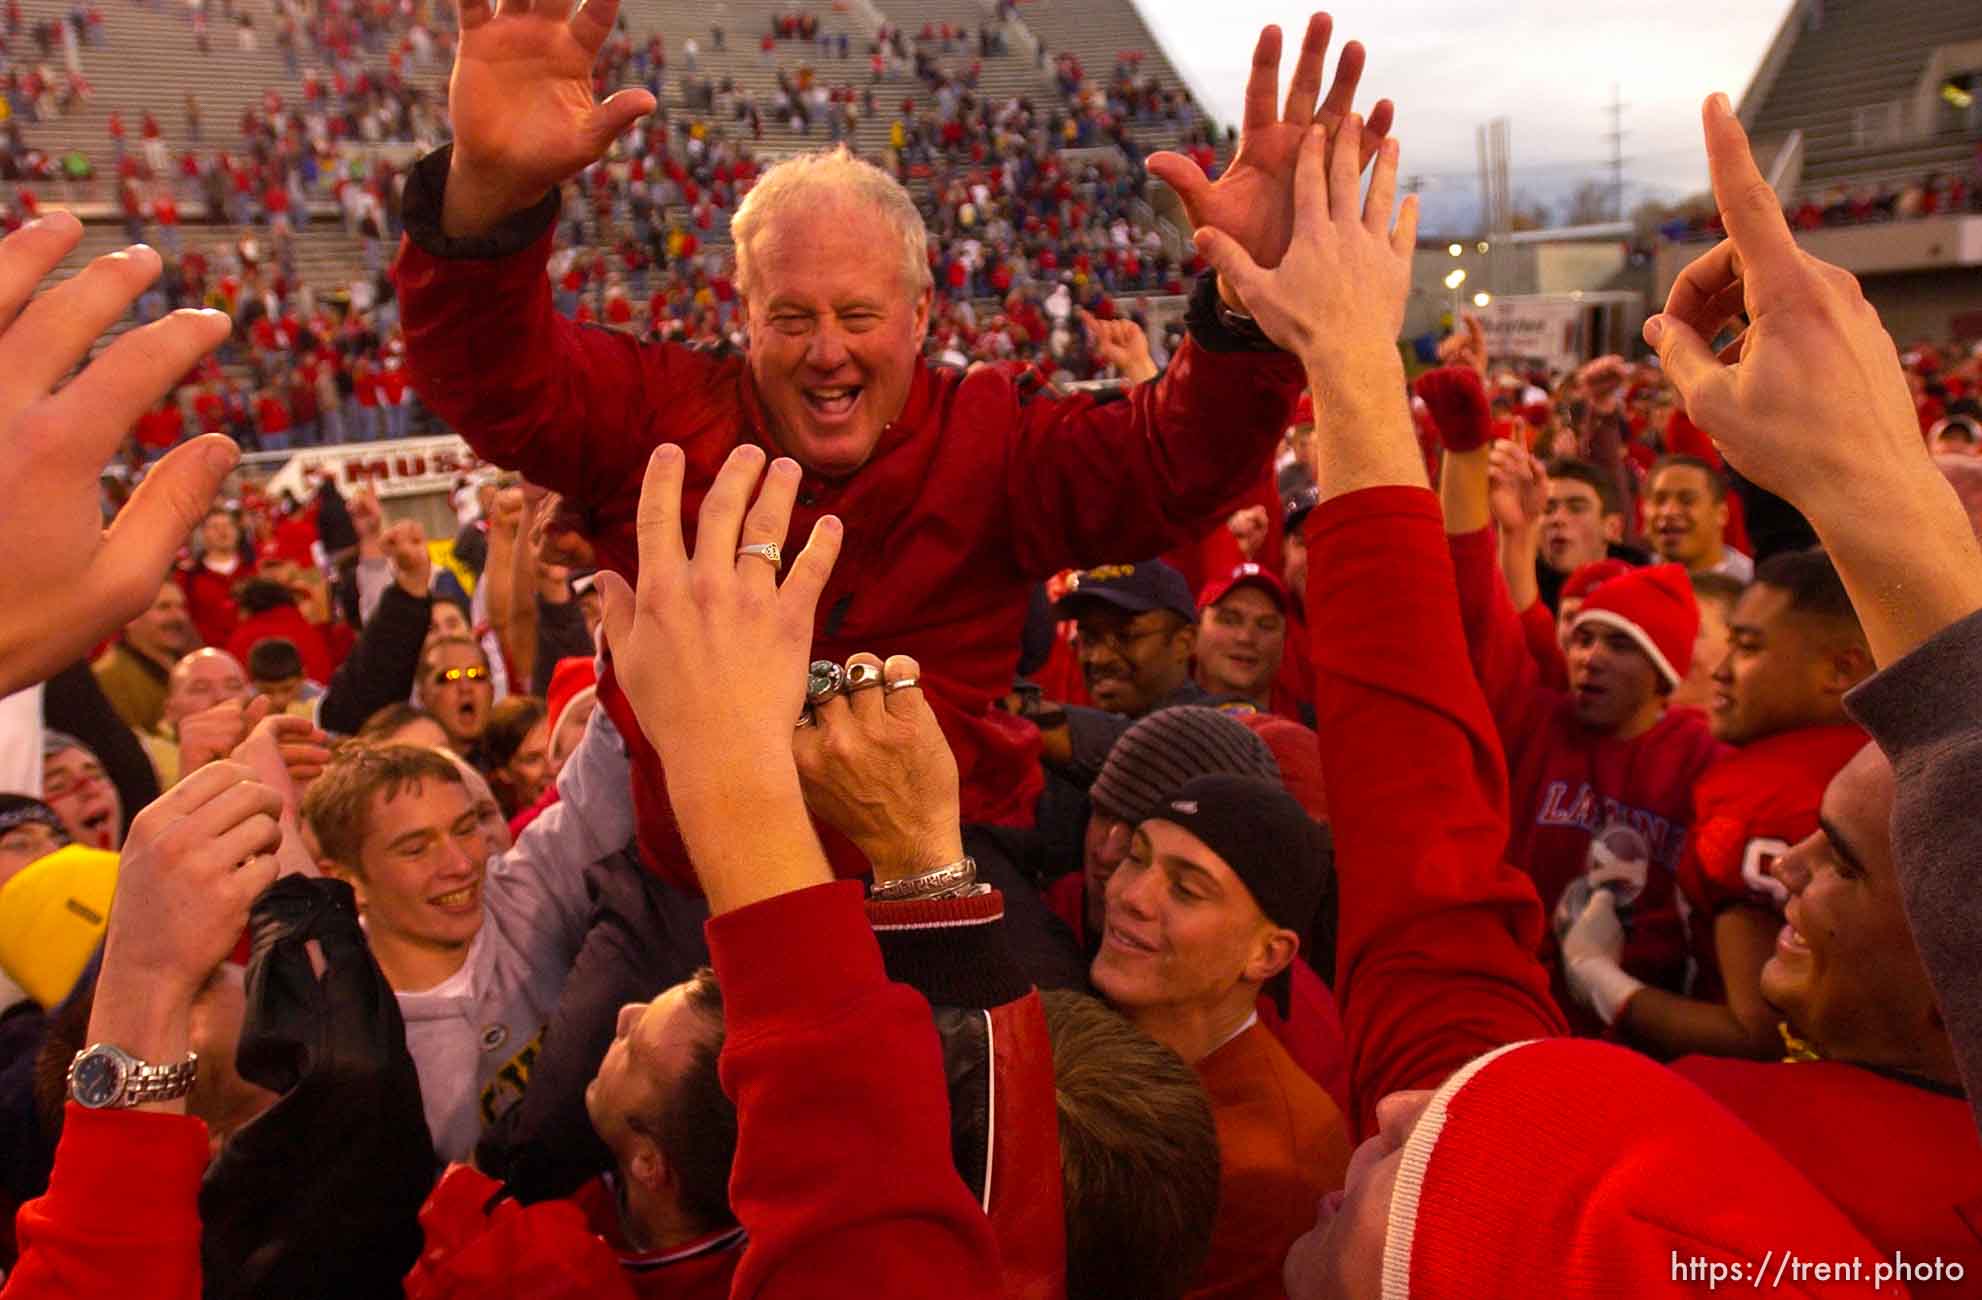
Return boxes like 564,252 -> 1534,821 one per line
1193,113 -> 1563,1138
597,447 -> 1001,1299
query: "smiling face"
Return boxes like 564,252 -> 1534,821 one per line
742,197 -> 931,478
1075,607 -> 1195,718
1090,820 -> 1289,1022
42,747 -> 123,851
1759,745 -> 1943,1068
125,581 -> 200,665
1647,464 -> 1727,571
1539,480 -> 1620,574
1196,586 -> 1286,702
344,776 -> 489,969
1565,622 -> 1664,736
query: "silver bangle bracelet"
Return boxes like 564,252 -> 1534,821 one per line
869,856 -> 978,901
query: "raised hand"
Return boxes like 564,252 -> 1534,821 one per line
1080,308 -> 1157,383
0,214 -> 237,698
1227,504 -> 1270,559
1146,13 -> 1393,309
381,519 -> 432,597
1191,114 -> 1416,385
596,445 -> 844,911
794,652 -> 962,884
177,695 -> 262,776
1486,439 -> 1548,533
1437,313 -> 1488,379
1574,354 -> 1629,414
1643,94 -> 1982,665
444,0 -> 658,237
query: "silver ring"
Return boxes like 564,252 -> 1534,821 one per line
737,542 -> 782,573
796,707 -> 817,728
883,675 -> 920,693
806,660 -> 845,705
844,662 -> 884,691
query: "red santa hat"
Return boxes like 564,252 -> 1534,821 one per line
1388,1039 -> 1890,1298
1572,563 -> 1697,689
544,656 -> 598,743
1559,558 -> 1633,604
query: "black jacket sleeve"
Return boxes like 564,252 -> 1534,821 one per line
532,598 -> 594,696
316,583 -> 434,735
200,876 -> 437,1300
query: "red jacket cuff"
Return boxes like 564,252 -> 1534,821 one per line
705,881 -> 889,1028
48,1103 -> 210,1224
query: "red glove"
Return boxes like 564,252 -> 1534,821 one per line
1411,366 -> 1493,452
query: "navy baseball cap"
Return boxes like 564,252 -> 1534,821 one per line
1053,561 -> 1196,624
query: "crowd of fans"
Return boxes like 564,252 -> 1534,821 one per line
2,8 -> 1982,1300
1660,159 -> 1982,242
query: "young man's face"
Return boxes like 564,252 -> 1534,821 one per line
1195,587 -> 1286,702
1647,465 -> 1728,570
344,778 -> 489,958
42,748 -> 122,851
586,981 -> 716,1157
201,511 -> 240,556
1090,820 -> 1283,1017
1284,1089 -> 1434,1299
419,643 -> 494,747
498,719 -> 553,811
1539,480 -> 1620,574
743,197 -> 931,479
1760,747 -> 1940,1063
0,820 -> 66,888
1565,622 -> 1663,734
1282,529 -> 1309,598
1709,584 -> 1834,745
1076,607 -> 1194,718
429,603 -> 472,642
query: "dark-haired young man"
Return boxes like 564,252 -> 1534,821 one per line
1648,454 -> 1754,581
1569,548 -> 1873,1060
1533,456 -> 1648,611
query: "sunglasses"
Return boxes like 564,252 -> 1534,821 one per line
432,666 -> 490,687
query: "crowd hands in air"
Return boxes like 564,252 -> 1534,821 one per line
2,4 -> 1982,1299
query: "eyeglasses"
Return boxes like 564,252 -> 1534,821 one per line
432,666 -> 490,687
1079,621 -> 1173,659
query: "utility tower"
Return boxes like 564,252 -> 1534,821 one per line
1605,83 -> 1627,220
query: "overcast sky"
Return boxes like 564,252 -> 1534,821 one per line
1133,0 -> 1798,232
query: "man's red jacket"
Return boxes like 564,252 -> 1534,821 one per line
394,147 -> 1302,888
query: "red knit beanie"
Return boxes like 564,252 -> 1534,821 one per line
1572,563 -> 1697,689
1560,558 -> 1633,604
1388,1039 -> 1892,1298
1410,366 -> 1493,452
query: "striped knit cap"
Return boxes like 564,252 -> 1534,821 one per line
1089,706 -> 1281,826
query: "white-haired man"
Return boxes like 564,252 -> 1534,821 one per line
396,4 -> 1394,889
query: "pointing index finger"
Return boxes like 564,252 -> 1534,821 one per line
1703,94 -> 1800,290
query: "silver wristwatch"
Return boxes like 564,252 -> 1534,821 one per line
67,1043 -> 199,1109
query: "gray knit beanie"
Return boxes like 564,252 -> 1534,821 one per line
1089,706 -> 1281,826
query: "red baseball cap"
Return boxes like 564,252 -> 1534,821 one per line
1198,562 -> 1288,614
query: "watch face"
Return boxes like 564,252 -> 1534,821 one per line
72,1050 -> 127,1108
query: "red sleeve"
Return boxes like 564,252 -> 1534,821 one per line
997,333 -> 1303,578
395,223 -> 730,520
709,881 -> 1004,1300
1306,490 -> 1566,1140
3,1106 -> 209,1300
1448,525 -> 1557,769
1517,597 -> 1570,693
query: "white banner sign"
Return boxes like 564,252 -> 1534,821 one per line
1480,298 -> 1585,372
259,435 -> 483,502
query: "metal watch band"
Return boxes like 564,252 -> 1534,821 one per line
869,856 -> 978,902
125,1054 -> 200,1103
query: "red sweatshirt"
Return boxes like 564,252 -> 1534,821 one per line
178,556 -> 256,650
1448,525 -> 1727,994
707,881 -> 1004,1298
1675,723 -> 1866,1001
1307,488 -> 1982,1282
397,183 -> 1298,892
226,603 -> 339,683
